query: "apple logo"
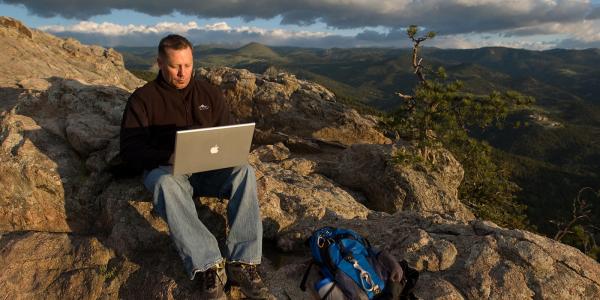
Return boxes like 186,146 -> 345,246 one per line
210,145 -> 219,154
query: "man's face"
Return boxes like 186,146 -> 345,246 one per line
157,47 -> 193,89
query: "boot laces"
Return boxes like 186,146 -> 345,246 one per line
204,269 -> 218,288
242,264 -> 260,282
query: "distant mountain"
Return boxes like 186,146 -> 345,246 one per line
235,42 -> 283,60
118,43 -> 600,109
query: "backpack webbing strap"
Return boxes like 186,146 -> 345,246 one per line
319,242 -> 336,277
399,260 -> 419,300
320,282 -> 338,300
300,260 -> 314,291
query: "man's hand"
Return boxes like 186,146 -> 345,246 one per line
168,153 -> 175,165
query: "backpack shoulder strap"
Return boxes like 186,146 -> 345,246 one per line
299,260 -> 314,291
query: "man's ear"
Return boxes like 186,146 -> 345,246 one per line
156,55 -> 163,68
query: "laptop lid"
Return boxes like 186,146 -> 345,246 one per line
172,123 -> 255,175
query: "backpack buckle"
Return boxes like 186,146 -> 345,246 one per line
352,259 -> 380,294
317,236 -> 326,248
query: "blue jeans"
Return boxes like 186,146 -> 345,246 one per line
143,164 -> 262,279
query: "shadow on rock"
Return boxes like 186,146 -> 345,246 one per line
0,78 -> 124,234
0,78 -> 128,297
95,175 -> 234,299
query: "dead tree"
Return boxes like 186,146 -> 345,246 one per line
553,187 -> 599,251
396,25 -> 436,102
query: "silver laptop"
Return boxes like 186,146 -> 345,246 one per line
172,123 -> 255,175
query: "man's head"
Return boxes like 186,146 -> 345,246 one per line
157,34 -> 194,89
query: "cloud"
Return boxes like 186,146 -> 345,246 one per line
502,19 -> 600,43
3,0 -> 597,34
555,38 -> 600,48
431,34 -> 559,50
40,21 -> 347,48
38,18 -> 600,50
585,6 -> 600,19
40,21 -> 202,35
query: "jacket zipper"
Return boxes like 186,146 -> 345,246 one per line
182,93 -> 190,126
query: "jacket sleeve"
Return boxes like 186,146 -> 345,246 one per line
120,93 -> 171,171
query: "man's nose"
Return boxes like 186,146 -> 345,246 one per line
177,66 -> 183,77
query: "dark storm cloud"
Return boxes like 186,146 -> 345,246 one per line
586,6 -> 600,19
2,0 -> 596,34
556,37 -> 600,48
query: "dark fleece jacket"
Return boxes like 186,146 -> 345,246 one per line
120,72 -> 234,173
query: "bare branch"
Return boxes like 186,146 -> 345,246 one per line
411,40 -> 427,83
396,92 -> 414,100
554,187 -> 598,242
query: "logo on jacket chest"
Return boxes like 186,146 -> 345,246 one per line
198,104 -> 210,111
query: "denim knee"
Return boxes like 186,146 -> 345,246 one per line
155,173 -> 191,192
147,172 -> 192,217
235,164 -> 255,178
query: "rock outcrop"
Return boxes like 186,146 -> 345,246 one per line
0,232 -> 115,299
1,17 -> 599,299
321,143 -> 474,220
276,213 -> 600,299
0,17 -> 143,90
199,67 -> 391,146
0,78 -> 129,233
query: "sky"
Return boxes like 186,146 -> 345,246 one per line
1,0 -> 600,50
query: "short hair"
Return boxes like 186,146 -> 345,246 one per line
158,34 -> 193,57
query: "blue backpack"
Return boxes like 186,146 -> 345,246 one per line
300,226 -> 387,299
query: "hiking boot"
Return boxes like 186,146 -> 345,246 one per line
227,263 -> 272,299
196,266 -> 227,300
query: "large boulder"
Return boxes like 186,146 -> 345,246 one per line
0,232 -> 114,299
96,178 -> 170,257
322,143 -> 474,221
199,67 -> 392,146
0,79 -> 131,233
249,144 -> 371,237
0,111 -> 92,232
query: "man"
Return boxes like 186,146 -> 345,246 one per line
120,34 -> 270,300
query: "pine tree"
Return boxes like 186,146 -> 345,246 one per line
391,25 -> 534,228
